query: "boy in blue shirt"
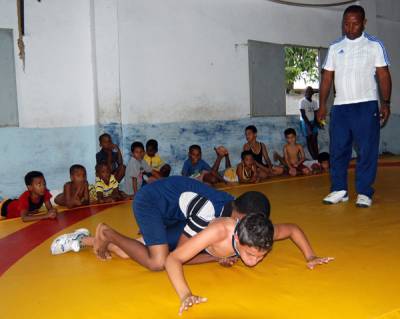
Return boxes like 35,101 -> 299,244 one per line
181,145 -> 226,184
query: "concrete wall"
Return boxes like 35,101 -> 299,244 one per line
0,0 -> 399,198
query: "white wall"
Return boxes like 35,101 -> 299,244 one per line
117,0 -> 346,125
0,0 -> 96,128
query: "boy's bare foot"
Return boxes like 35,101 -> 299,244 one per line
93,223 -> 112,260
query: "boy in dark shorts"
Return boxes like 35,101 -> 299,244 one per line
96,133 -> 126,182
54,164 -> 90,209
1,171 -> 57,222
51,177 -> 267,266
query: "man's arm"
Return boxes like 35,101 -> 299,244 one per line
273,223 -> 334,269
376,66 -> 392,127
317,70 -> 334,122
300,109 -> 312,128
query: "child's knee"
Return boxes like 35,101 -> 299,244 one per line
148,261 -> 166,271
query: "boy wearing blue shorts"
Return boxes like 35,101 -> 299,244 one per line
52,176 -> 270,269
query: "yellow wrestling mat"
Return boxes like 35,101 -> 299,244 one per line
1,167 -> 400,319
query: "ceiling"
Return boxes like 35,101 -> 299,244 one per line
268,0 -> 357,6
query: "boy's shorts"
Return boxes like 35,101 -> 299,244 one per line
133,196 -> 186,251
300,120 -> 318,137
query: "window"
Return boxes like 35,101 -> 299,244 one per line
0,29 -> 18,127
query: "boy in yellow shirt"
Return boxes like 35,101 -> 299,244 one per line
144,139 -> 171,178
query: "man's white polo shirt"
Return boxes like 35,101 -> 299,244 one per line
323,32 -> 390,105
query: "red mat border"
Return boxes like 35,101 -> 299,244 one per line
0,203 -> 120,276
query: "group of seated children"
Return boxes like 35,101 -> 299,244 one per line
0,125 -> 329,222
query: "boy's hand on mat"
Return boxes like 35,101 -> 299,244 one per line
179,295 -> 207,315
307,256 -> 334,270
47,209 -> 57,219
218,256 -> 239,267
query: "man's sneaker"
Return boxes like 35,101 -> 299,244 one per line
356,194 -> 372,208
323,190 -> 349,205
50,228 -> 90,255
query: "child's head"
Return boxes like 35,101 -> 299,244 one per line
245,125 -> 258,143
24,171 -> 46,196
188,145 -> 202,165
95,162 -> 111,182
70,164 -> 87,183
99,133 -> 113,150
284,128 -> 297,144
317,152 -> 330,171
241,150 -> 255,167
146,139 -> 158,157
305,86 -> 314,99
231,191 -> 271,219
235,213 -> 274,267
131,142 -> 145,160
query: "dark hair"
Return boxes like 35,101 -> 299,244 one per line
131,141 -> 145,152
317,152 -> 330,163
241,150 -> 254,160
234,191 -> 271,218
189,144 -> 201,153
343,5 -> 365,20
24,171 -> 44,186
99,133 -> 111,143
70,164 -> 86,175
237,213 -> 274,251
146,139 -> 158,151
245,125 -> 257,133
284,128 -> 296,137
95,162 -> 109,173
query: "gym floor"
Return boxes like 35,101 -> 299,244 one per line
1,161 -> 400,319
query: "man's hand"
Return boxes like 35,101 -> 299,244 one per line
316,106 -> 327,122
179,294 -> 207,316
307,256 -> 334,270
380,104 -> 391,127
218,256 -> 239,267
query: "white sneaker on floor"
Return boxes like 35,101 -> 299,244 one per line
356,194 -> 372,208
323,190 -> 349,205
50,228 -> 90,255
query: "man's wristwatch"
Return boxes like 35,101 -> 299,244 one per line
382,100 -> 391,106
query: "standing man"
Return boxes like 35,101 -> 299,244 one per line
318,5 -> 392,208
299,86 -> 320,159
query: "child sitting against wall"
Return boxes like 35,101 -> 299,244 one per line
95,163 -> 125,203
181,145 -> 228,185
283,128 -> 311,177
121,142 -> 153,197
144,139 -> 171,178
243,125 -> 285,177
54,164 -> 92,209
236,151 -> 270,184
0,171 -> 58,222
96,133 -> 126,183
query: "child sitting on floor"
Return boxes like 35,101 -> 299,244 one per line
283,128 -> 311,177
144,139 -> 171,178
181,145 -> 227,185
96,133 -> 126,183
54,164 -> 90,209
237,151 -> 270,184
95,163 -> 124,203
243,125 -> 284,176
122,142 -> 153,197
0,171 -> 57,222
